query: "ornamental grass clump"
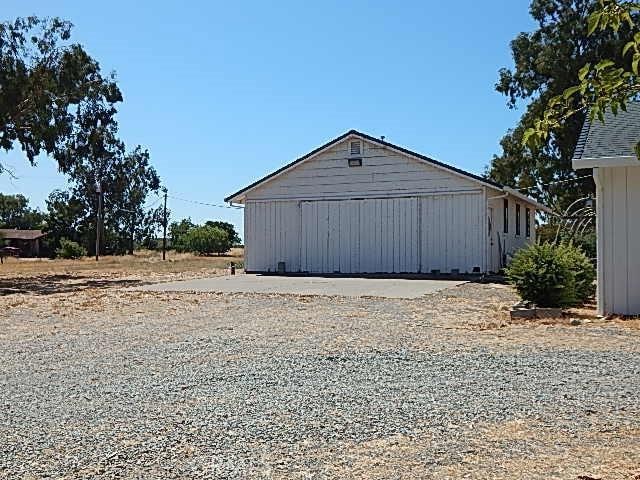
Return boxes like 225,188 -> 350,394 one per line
506,243 -> 595,308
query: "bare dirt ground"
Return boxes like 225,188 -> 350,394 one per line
1,261 -> 639,479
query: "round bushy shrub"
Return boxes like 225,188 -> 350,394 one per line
55,238 -> 87,259
183,226 -> 231,255
557,242 -> 596,302
506,243 -> 595,308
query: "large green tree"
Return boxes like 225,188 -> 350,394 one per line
44,189 -> 86,250
169,218 -> 196,250
489,0 -> 635,211
2,16 -> 163,255
527,1 -> 640,154
204,220 -> 241,245
0,17 -> 122,174
48,146 -> 162,255
0,193 -> 45,229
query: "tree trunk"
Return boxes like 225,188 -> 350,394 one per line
129,214 -> 135,255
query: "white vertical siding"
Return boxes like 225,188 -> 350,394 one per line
596,166 -> 640,315
300,198 -> 419,273
420,192 -> 484,273
248,194 -> 486,274
241,138 -> 541,276
245,201 -> 301,272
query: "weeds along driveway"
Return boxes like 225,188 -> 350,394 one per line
1,283 -> 639,479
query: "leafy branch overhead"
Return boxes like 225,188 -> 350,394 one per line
0,17 -> 122,173
486,0 -> 627,213
525,0 -> 640,155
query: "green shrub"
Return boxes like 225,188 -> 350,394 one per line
182,226 -> 231,255
569,231 -> 596,260
506,243 -> 595,308
55,238 -> 87,259
558,242 -> 596,302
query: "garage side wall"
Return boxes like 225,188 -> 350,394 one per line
595,166 -> 640,315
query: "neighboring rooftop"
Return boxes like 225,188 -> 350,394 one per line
0,229 -> 47,240
573,102 -> 640,160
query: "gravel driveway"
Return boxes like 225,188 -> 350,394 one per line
1,282 -> 639,479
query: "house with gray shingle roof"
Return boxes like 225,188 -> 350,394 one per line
573,103 -> 640,315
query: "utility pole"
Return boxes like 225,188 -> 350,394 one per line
162,187 -> 168,260
95,182 -> 102,262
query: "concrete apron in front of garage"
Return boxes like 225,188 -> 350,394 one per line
141,274 -> 466,299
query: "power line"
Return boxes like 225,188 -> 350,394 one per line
517,175 -> 593,192
144,196 -> 162,210
167,194 -> 243,209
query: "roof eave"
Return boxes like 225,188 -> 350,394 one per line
503,187 -> 553,213
573,155 -> 639,169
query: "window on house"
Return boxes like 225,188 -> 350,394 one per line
348,157 -> 362,167
515,204 -> 521,236
503,199 -> 509,234
526,208 -> 531,238
350,140 -> 362,155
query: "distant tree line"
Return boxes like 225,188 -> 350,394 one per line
0,193 -> 241,258
169,218 -> 240,256
0,191 -> 161,256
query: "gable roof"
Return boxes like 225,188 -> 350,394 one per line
573,102 -> 640,164
225,130 -> 549,211
0,229 -> 47,240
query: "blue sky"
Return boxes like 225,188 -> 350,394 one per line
1,1 -> 535,238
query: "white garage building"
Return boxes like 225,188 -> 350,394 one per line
226,130 -> 549,274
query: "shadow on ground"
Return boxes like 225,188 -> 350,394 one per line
0,274 -> 143,296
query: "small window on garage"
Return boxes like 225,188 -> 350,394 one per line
350,140 -> 362,155
348,157 -> 362,167
515,203 -> 521,236
503,199 -> 509,234
525,208 -> 531,238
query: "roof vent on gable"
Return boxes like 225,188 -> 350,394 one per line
350,140 -> 362,156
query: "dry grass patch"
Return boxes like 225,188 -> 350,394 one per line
0,248 -> 243,277
0,248 -> 244,297
440,419 -> 640,480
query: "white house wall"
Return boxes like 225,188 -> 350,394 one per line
244,139 -> 480,202
487,189 -> 537,272
596,166 -> 640,315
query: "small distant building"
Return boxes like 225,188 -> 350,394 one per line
0,229 -> 47,257
573,103 -> 640,315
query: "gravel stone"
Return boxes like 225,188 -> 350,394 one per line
1,282 -> 639,479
